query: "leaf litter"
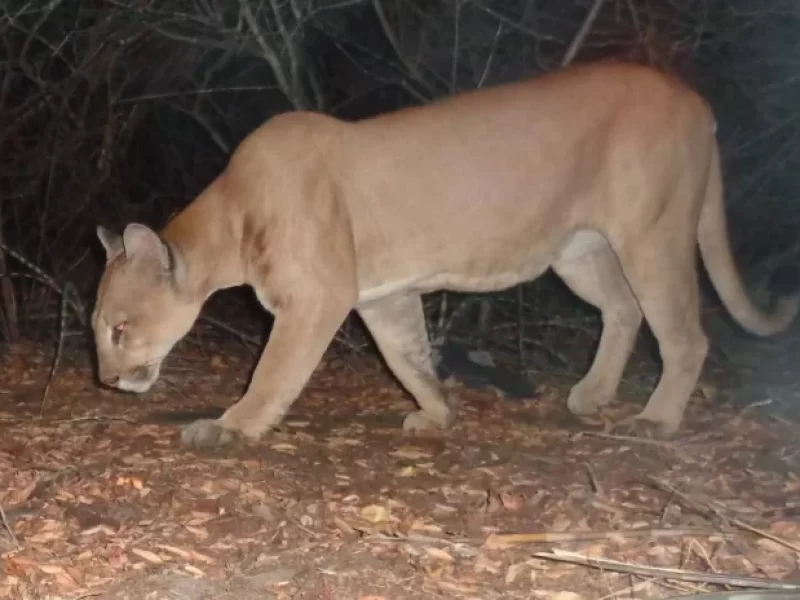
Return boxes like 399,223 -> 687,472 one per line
0,338 -> 799,599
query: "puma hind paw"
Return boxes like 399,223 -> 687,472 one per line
610,413 -> 681,440
402,388 -> 461,432
180,418 -> 241,450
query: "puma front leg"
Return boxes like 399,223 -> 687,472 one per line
181,295 -> 352,450
358,293 -> 456,431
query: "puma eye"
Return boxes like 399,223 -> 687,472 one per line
111,321 -> 127,345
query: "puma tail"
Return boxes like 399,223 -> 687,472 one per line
697,143 -> 799,336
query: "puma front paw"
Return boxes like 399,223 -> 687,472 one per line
402,407 -> 456,432
180,418 -> 240,450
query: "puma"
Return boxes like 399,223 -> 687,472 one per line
92,60 -> 798,449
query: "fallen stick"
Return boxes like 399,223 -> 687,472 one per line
581,431 -> 681,447
483,527 -> 728,549
365,532 -> 478,547
365,527 -> 728,550
531,550 -> 800,590
649,476 -> 800,553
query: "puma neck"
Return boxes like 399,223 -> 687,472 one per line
160,178 -> 246,299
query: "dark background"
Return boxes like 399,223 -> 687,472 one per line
1,0 -> 799,408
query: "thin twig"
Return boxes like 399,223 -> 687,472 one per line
477,23 -> 504,89
0,415 -> 142,425
648,477 -> 800,553
450,0 -> 460,92
0,243 -> 85,322
41,281 -> 81,414
484,527 -> 729,549
238,0 -> 297,107
372,0 -> 434,99
581,431 -> 680,447
597,580 -> 654,600
561,0 -> 606,67
584,462 -> 604,497
50,415 -> 143,424
366,532 -> 477,547
361,526 -> 736,551
532,550 -> 800,590
200,315 -> 262,347
0,503 -> 21,549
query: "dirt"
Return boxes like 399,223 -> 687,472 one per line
1,331 -> 800,600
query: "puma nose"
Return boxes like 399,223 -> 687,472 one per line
101,374 -> 120,387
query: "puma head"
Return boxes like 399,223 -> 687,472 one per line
92,223 -> 201,393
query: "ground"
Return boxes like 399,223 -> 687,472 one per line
1,318 -> 800,600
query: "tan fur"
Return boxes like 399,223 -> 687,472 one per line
91,61 -> 799,448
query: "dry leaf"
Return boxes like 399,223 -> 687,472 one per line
390,447 -> 432,460
184,565 -> 205,577
156,544 -> 192,559
473,553 -> 500,574
270,443 -> 298,453
422,562 -> 448,578
756,538 -> 789,553
770,520 -> 800,538
433,580 -> 475,593
189,550 -> 216,564
333,516 -> 356,534
184,525 -> 209,538
131,548 -> 164,564
581,543 -> 607,557
53,571 -> 79,590
550,516 -> 572,532
505,562 -> 528,584
360,505 -> 390,523
6,480 -> 36,506
410,520 -> 442,533
499,491 -> 524,511
424,547 -> 454,562
38,564 -> 67,575
327,437 -> 364,448
646,545 -> 669,558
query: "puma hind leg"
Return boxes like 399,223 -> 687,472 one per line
612,224 -> 709,438
553,232 -> 643,417
357,293 -> 456,431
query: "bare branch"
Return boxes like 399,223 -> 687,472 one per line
238,0 -> 298,107
562,0 -> 607,67
372,0 -> 435,100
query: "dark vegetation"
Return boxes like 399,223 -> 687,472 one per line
3,5 -> 800,597
1,0 -> 800,406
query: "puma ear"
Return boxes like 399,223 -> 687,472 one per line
121,223 -> 171,270
97,225 -> 124,261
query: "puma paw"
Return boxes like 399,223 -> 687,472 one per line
180,418 -> 240,450
610,413 -> 679,440
566,385 -> 614,416
402,408 -> 455,432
